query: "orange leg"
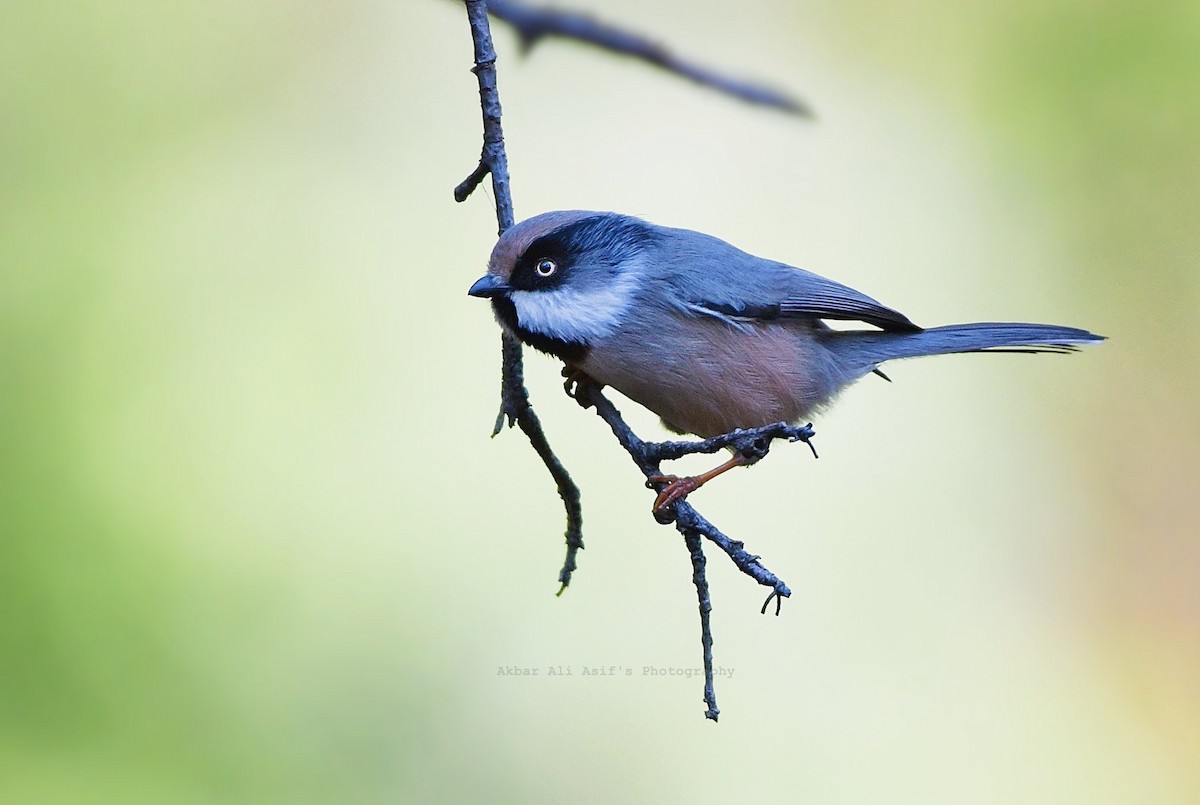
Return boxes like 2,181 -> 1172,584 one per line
648,453 -> 749,513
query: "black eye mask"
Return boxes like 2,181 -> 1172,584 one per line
510,215 -> 658,292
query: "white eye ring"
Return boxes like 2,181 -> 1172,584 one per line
534,258 -> 558,278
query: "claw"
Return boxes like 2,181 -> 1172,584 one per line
562,366 -> 584,397
648,474 -> 702,512
645,452 -> 750,513
562,366 -> 603,405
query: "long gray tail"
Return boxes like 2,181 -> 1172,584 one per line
826,322 -> 1105,377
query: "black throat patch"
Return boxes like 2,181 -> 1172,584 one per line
491,297 -> 589,364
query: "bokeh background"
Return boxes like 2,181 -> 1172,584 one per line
3,0 -> 1198,802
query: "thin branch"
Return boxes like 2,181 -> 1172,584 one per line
456,1 -> 515,230
684,530 -> 719,721
675,505 -> 793,605
485,0 -> 813,117
496,336 -> 584,592
453,159 -> 490,203
642,422 -> 818,464
457,0 -> 585,591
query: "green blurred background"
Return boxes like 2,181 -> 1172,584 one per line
3,0 -> 1198,801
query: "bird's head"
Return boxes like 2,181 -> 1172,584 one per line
467,211 -> 658,361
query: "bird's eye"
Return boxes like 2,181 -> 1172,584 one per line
534,258 -> 558,278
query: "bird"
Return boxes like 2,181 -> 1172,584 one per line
467,210 -> 1104,511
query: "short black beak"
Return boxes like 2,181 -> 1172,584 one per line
467,275 -> 511,299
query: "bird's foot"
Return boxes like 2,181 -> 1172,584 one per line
647,474 -> 702,513
562,366 -> 602,405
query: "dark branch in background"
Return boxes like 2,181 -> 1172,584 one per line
485,0 -> 813,117
456,0 -> 584,592
455,0 -> 814,721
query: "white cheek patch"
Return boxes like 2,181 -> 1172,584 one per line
509,263 -> 642,344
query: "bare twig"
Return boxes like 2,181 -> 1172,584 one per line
485,0 -> 812,117
642,422 -> 818,464
457,0 -> 585,592
684,530 -> 719,720
496,336 -> 584,592
456,2 -> 515,230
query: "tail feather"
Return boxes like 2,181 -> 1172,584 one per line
826,322 -> 1105,377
